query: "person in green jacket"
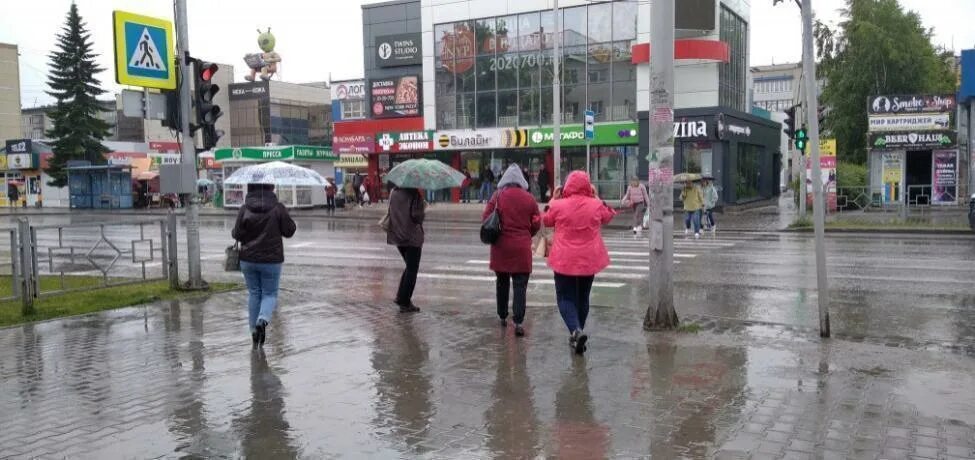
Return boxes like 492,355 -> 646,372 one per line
680,181 -> 705,239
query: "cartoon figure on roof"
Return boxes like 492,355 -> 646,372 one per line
244,28 -> 281,82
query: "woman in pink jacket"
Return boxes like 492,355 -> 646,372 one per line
542,171 -> 616,354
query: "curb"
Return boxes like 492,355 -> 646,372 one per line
784,227 -> 975,236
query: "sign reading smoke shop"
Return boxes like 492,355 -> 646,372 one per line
869,130 -> 957,150
375,33 -> 422,67
868,94 -> 956,115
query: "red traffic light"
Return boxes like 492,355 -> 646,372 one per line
198,62 -> 218,82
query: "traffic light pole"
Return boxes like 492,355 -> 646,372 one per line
175,0 -> 205,289
552,0 -> 561,188
801,0 -> 829,337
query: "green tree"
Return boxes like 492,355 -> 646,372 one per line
814,0 -> 955,164
44,3 -> 112,187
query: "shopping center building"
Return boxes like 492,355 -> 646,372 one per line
334,0 -> 781,205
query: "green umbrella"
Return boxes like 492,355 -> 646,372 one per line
673,173 -> 703,183
384,159 -> 465,190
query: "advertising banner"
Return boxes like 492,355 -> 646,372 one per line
867,113 -> 951,132
330,80 -> 366,101
214,145 -> 338,162
376,131 -> 434,152
806,139 -> 837,211
370,76 -> 421,118
333,134 -> 375,154
527,123 -> 639,148
433,129 -> 505,151
932,150 -> 958,204
5,139 -> 31,154
869,130 -> 956,150
867,94 -> 956,115
375,33 -> 422,67
6,154 -> 35,170
229,81 -> 270,101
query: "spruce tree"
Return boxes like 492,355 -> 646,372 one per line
44,3 -> 112,187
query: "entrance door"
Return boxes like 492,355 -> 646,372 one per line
905,150 -> 932,205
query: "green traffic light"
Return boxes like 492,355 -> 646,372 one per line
794,127 -> 808,151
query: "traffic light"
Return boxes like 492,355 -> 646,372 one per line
193,60 -> 223,150
783,104 -> 798,140
794,125 -> 809,152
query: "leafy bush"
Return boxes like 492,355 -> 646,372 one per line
837,162 -> 868,188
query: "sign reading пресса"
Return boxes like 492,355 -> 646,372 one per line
376,33 -> 422,67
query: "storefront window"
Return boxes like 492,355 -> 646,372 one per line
611,79 -> 635,121
563,45 -> 586,86
519,88 -> 540,126
563,85 -> 585,124
519,51 -> 541,90
457,59 -> 476,93
496,15 -> 517,53
587,2 -> 612,44
540,11 -> 555,49
476,18 -> 496,56
588,82 -> 610,122
457,93 -> 475,129
563,6 -> 587,47
437,95 -> 457,129
683,141 -> 713,175
498,90 -> 519,126
496,53 -> 519,90
476,92 -> 497,127
736,143 -> 762,201
613,2 -> 637,42
517,12 -> 540,51
541,86 -> 553,125
435,23 -> 453,60
476,55 -> 496,92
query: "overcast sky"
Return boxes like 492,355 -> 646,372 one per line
2,0 -> 974,108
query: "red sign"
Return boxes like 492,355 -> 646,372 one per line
149,141 -> 180,153
333,134 -> 376,154
440,24 -> 475,74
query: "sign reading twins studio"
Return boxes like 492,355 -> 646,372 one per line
375,33 -> 422,67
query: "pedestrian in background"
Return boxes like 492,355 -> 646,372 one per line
702,177 -> 718,232
543,171 -> 616,354
537,164 -> 551,203
623,177 -> 650,234
7,183 -> 19,209
483,164 -> 541,337
232,183 -> 297,347
386,185 -> 425,313
461,170 -> 473,203
681,180 -> 705,239
325,177 -> 336,214
479,166 -> 495,203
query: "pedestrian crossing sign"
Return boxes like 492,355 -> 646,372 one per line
113,10 -> 176,90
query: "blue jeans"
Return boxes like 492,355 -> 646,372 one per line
554,273 -> 595,333
684,210 -> 702,233
241,261 -> 283,331
703,209 -> 715,228
479,182 -> 493,201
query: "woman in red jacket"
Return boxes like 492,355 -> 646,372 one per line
543,171 -> 616,354
483,164 -> 541,337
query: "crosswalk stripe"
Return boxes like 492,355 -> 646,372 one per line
462,260 -> 677,269
431,265 -> 648,280
417,273 -> 625,288
610,251 -> 697,258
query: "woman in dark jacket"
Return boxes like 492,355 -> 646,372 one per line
232,183 -> 297,346
386,185 -> 425,313
483,164 -> 541,337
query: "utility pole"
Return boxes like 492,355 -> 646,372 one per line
643,0 -> 678,330
801,0 -> 829,337
552,0 -> 562,188
175,0 -> 205,289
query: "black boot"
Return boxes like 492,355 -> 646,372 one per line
255,319 -> 267,346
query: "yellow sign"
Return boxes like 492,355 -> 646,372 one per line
335,154 -> 368,169
0,155 -> 7,171
821,139 -> 837,157
113,10 -> 176,90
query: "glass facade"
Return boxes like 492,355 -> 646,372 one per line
735,143 -> 763,201
230,99 -> 330,147
435,2 -> 637,130
719,5 -> 748,111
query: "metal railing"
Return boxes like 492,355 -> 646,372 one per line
2,215 -> 179,313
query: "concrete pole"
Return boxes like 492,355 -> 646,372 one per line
801,0 -> 830,337
552,0 -> 561,188
643,0 -> 678,330
175,0 -> 204,289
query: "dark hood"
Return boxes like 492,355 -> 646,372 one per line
245,191 -> 280,213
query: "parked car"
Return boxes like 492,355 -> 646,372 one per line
969,193 -> 975,231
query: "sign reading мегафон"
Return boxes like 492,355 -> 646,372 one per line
375,33 -> 422,67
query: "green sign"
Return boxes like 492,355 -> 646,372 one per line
214,145 -> 338,162
527,122 -> 638,148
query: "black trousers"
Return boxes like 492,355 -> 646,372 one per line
396,246 -> 422,305
496,272 -> 530,324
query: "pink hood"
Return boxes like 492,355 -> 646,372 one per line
542,171 -> 616,276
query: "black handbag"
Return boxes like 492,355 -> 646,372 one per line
225,241 -> 241,271
480,190 -> 503,245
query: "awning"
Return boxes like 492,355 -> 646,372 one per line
136,171 -> 159,181
335,154 -> 368,169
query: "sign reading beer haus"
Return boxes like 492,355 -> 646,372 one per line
869,130 -> 957,150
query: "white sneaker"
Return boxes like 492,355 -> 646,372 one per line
684,228 -> 690,236
711,225 -> 717,233
695,232 -> 701,239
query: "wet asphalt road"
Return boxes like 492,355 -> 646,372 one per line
1,215 -> 974,458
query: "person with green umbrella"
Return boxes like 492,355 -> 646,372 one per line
386,183 -> 425,313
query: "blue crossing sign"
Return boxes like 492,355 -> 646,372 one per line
584,110 -> 595,140
113,10 -> 176,90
